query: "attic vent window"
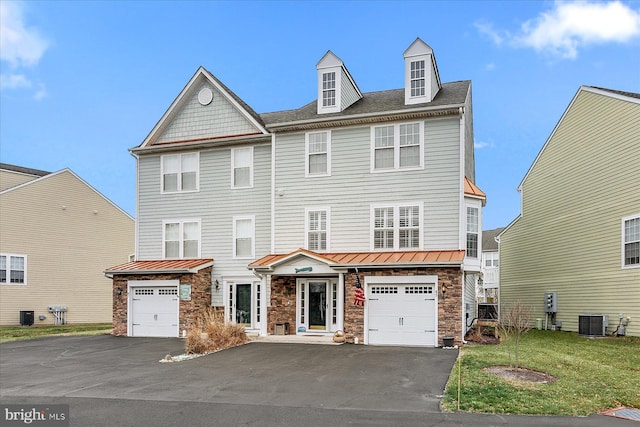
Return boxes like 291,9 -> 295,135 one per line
410,60 -> 425,97
197,87 -> 213,106
322,72 -> 336,107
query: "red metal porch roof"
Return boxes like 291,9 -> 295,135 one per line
248,249 -> 464,269
104,259 -> 214,275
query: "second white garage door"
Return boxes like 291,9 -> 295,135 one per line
367,283 -> 437,346
130,286 -> 179,337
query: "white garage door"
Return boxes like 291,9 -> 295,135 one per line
367,284 -> 436,346
131,287 -> 179,337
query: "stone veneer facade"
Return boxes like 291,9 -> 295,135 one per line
111,267 -> 212,336
267,267 -> 463,346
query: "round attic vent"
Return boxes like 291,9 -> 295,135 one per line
198,87 -> 213,106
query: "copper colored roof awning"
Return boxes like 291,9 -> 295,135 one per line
105,259 -> 214,275
464,176 -> 486,200
249,249 -> 464,270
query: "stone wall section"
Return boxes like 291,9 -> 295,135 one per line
267,275 -> 297,335
111,267 -> 212,336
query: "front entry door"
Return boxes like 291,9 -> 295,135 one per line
235,283 -> 252,326
298,280 -> 336,332
308,282 -> 327,330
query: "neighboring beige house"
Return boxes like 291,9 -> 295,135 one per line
0,163 -> 134,326
499,86 -> 639,337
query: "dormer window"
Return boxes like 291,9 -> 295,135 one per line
322,72 -> 336,107
403,38 -> 441,105
410,60 -> 425,97
316,51 -> 362,114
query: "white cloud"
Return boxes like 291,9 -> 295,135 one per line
0,1 -> 49,67
0,73 -> 32,89
475,141 -> 495,149
477,1 -> 640,59
485,63 -> 496,71
34,82 -> 47,101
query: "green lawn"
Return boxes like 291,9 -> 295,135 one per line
442,330 -> 640,415
0,323 -> 112,343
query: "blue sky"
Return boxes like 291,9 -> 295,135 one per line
1,1 -> 639,229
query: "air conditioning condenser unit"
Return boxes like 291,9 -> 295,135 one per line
578,314 -> 608,337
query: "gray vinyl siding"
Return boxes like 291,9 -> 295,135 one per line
500,90 -> 640,337
340,68 -> 360,111
463,273 -> 477,335
157,81 -> 259,144
274,117 -> 461,253
137,142 -> 271,274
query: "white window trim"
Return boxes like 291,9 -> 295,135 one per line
370,121 -> 424,173
622,214 -> 640,269
0,253 -> 27,285
466,206 -> 480,259
305,207 -> 331,252
233,215 -> 256,259
162,219 -> 201,259
231,147 -> 254,189
370,202 -> 423,251
160,152 -> 200,194
305,131 -> 332,178
404,54 -> 431,105
409,59 -> 426,98
317,67 -> 341,114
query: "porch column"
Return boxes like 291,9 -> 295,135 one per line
337,273 -> 345,332
259,275 -> 269,336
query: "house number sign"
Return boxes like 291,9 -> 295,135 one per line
179,285 -> 192,301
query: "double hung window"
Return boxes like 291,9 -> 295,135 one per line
466,207 -> 479,258
410,60 -> 426,97
162,153 -> 198,192
163,220 -> 200,259
306,132 -> 330,176
623,215 -> 640,267
0,254 -> 26,285
234,216 -> 255,259
372,204 -> 422,250
306,209 -> 329,251
322,72 -> 336,107
372,122 -> 423,171
232,147 -> 253,188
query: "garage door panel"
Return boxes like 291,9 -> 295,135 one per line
131,287 -> 179,338
367,283 -> 436,347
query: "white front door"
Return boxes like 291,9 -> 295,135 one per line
367,283 -> 437,346
297,279 -> 338,332
130,286 -> 179,337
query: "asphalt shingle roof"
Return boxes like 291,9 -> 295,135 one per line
260,80 -> 471,127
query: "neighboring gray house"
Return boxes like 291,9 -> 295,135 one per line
477,227 -> 504,320
106,38 -> 486,346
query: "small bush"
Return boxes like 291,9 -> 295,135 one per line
185,308 -> 248,354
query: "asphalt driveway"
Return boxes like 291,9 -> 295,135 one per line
0,335 -> 457,413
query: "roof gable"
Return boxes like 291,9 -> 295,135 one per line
139,67 -> 268,148
518,85 -> 640,190
0,168 -> 133,220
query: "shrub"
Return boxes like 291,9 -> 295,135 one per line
185,308 -> 248,354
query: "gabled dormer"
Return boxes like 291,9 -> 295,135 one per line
316,51 -> 362,115
403,38 -> 441,105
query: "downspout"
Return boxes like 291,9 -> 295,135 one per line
459,106 -> 467,345
130,151 -> 140,260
